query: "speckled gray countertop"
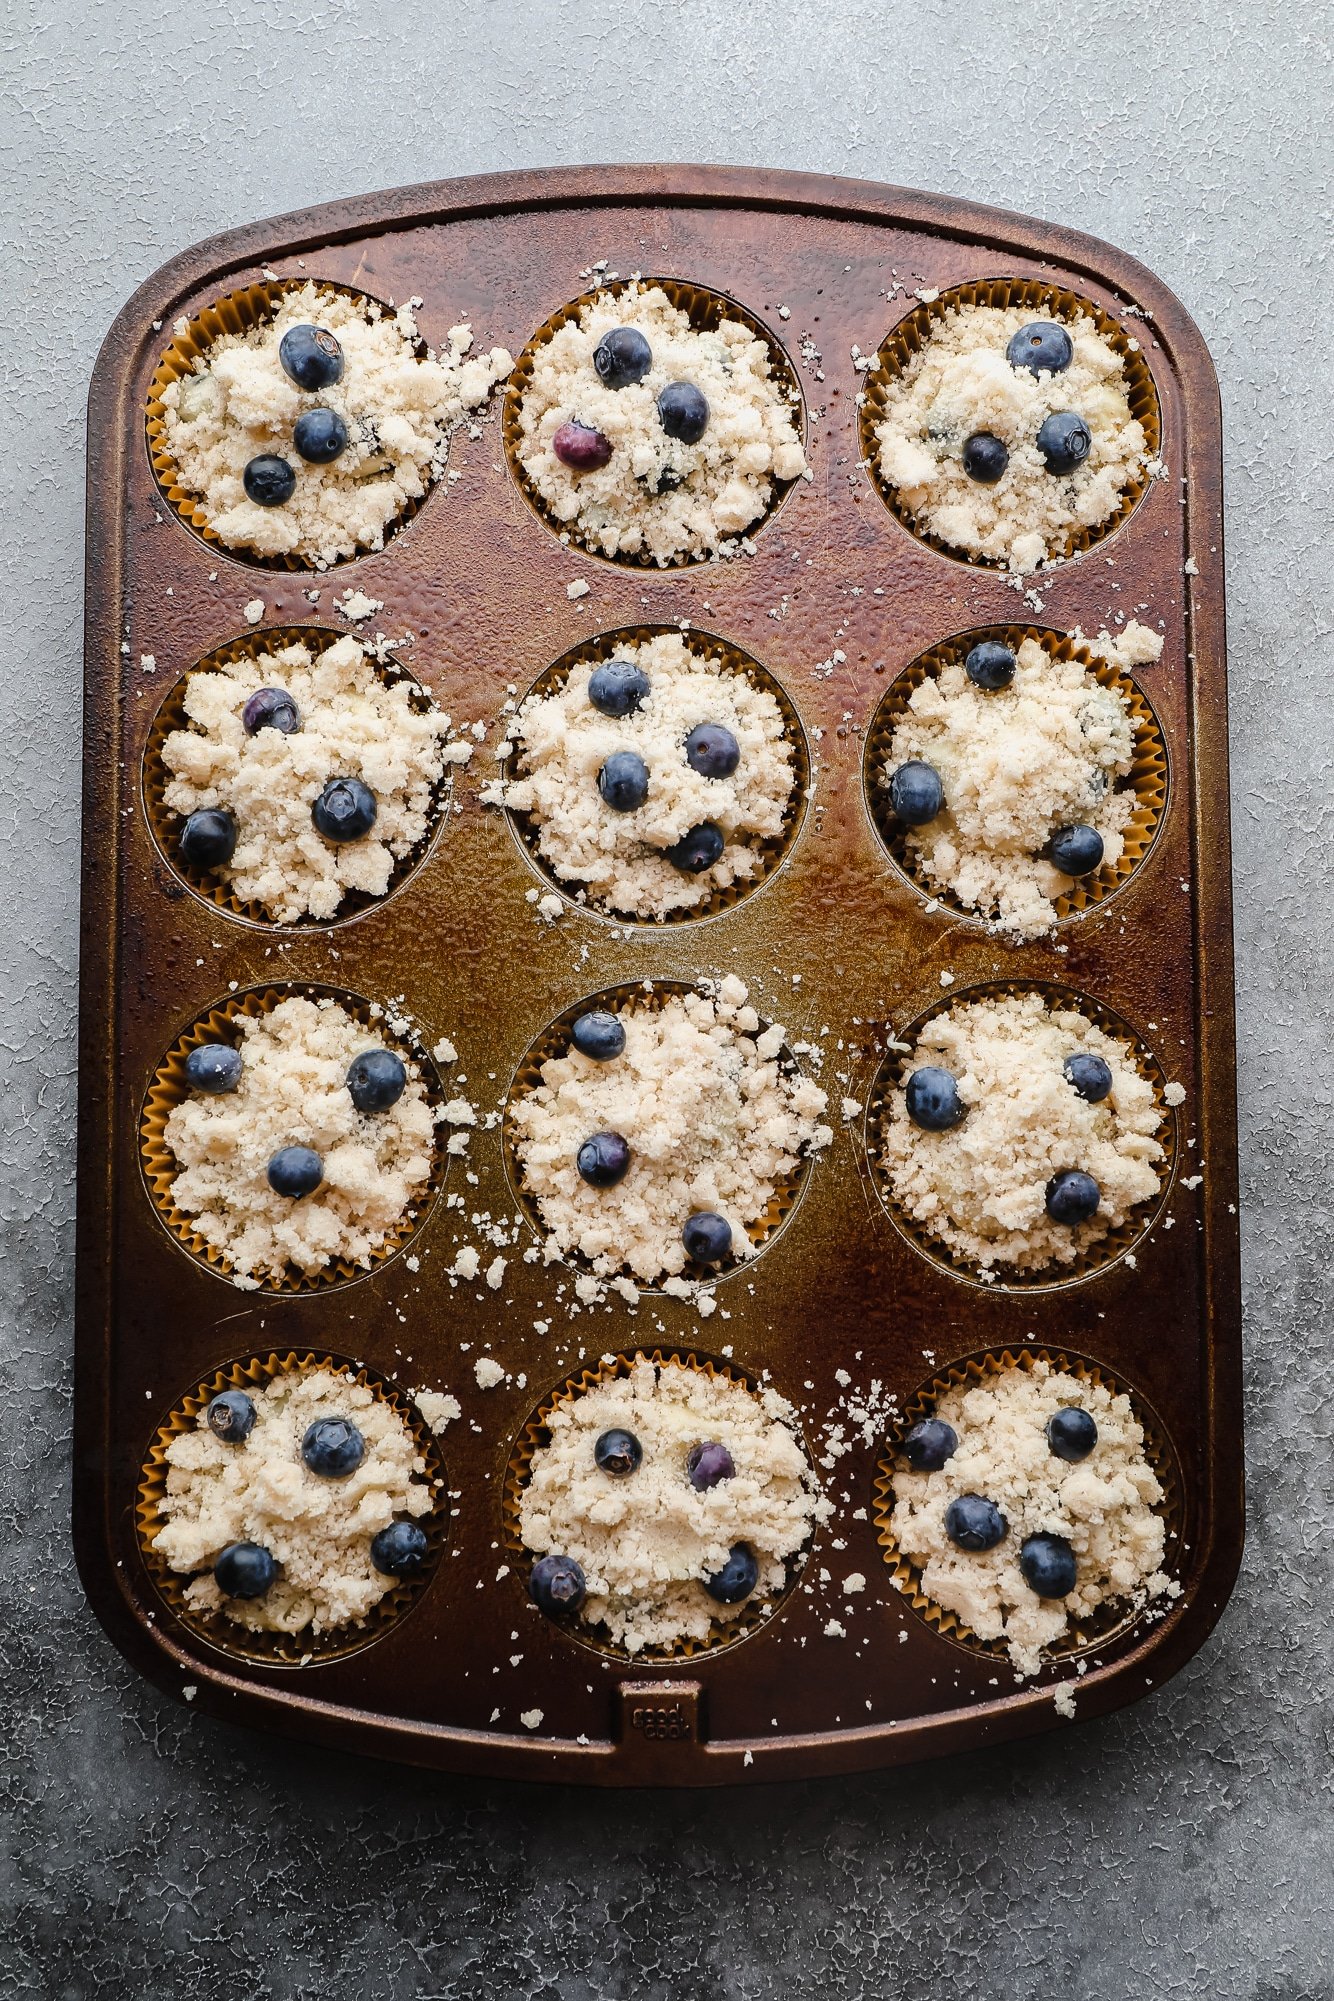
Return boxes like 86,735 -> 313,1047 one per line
4,0 -> 1330,1993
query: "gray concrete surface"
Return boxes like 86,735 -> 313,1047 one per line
3,0 -> 1330,1994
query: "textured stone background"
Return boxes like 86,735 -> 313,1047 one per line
4,0 -> 1330,1994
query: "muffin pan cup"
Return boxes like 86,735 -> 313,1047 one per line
77,166 -> 1239,1784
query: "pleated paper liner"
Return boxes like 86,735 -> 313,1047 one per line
870,1346 -> 1184,1668
502,276 -> 806,567
862,624 -> 1169,926
501,1347 -> 815,1663
857,277 -> 1163,566
145,278 -> 432,570
136,1349 -> 448,1667
141,623 -> 452,928
501,623 -> 811,926
501,979 -> 814,1290
865,979 -> 1178,1292
139,983 -> 448,1295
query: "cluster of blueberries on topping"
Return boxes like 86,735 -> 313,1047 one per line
903,1401 -> 1101,1600
584,656 -> 736,876
240,323 -> 352,509
183,1039 -> 409,1201
176,682 -> 379,876
885,637 -> 1108,880
904,1048 -> 1114,1228
565,1006 -> 735,1266
957,321 -> 1093,488
550,324 -> 711,489
528,1424 -> 759,1622
196,1388 -> 429,1603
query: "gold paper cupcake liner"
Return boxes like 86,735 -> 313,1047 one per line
141,623 -> 451,927
501,1346 -> 815,1662
857,277 -> 1163,566
145,279 -> 431,570
866,979 -> 1177,1291
862,624 -> 1169,926
501,979 -> 813,1288
502,276 -> 806,568
501,624 -> 811,926
139,983 -> 448,1294
136,1349 -> 448,1667
871,1345 -> 1184,1665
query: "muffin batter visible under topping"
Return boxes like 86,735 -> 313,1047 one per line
152,1367 -> 436,1635
519,1356 -> 828,1653
161,634 -> 456,923
163,995 -> 438,1282
508,978 -> 831,1284
500,632 -> 798,919
879,990 -> 1167,1274
514,284 -> 807,564
888,1360 -> 1176,1675
881,637 -> 1137,939
874,303 -> 1150,573
160,282 -> 511,565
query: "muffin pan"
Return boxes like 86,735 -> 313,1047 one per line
76,166 -> 1240,1783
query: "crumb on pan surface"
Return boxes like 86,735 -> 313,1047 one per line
879,990 -> 1167,1273
160,281 -> 511,564
151,1367 -> 436,1635
889,1359 -> 1176,1675
514,283 -> 806,564
519,1356 -> 828,1653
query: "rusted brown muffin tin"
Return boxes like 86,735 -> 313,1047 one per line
77,166 -> 1240,1785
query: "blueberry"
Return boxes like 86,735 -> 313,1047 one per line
887,760 -> 944,826
686,1440 -> 735,1490
1006,321 -> 1074,377
301,1415 -> 366,1478
965,640 -> 1017,691
1063,1052 -> 1114,1103
1036,411 -> 1092,475
904,1066 -> 965,1132
684,723 -> 740,779
346,1048 -> 407,1112
1019,1532 -> 1077,1598
278,323 -> 344,391
588,659 -> 650,717
962,431 -> 1009,484
266,1145 -> 323,1198
214,1541 -> 276,1599
577,1130 -> 631,1188
184,1043 -> 242,1094
571,1010 -> 626,1062
1045,1169 -> 1101,1225
682,1211 -> 733,1265
293,407 -> 349,464
1047,1406 -> 1099,1462
594,1428 -> 642,1477
944,1493 -> 1007,1551
312,776 -> 377,842
657,381 -> 709,444
664,822 -> 724,873
179,806 -> 238,869
242,454 -> 296,506
597,750 -> 650,813
593,326 -> 652,389
1048,822 -> 1105,876
370,1519 -> 430,1578
529,1552 -> 587,1616
553,419 -> 613,470
903,1417 -> 958,1472
242,686 -> 301,736
205,1389 -> 256,1443
703,1542 -> 759,1604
